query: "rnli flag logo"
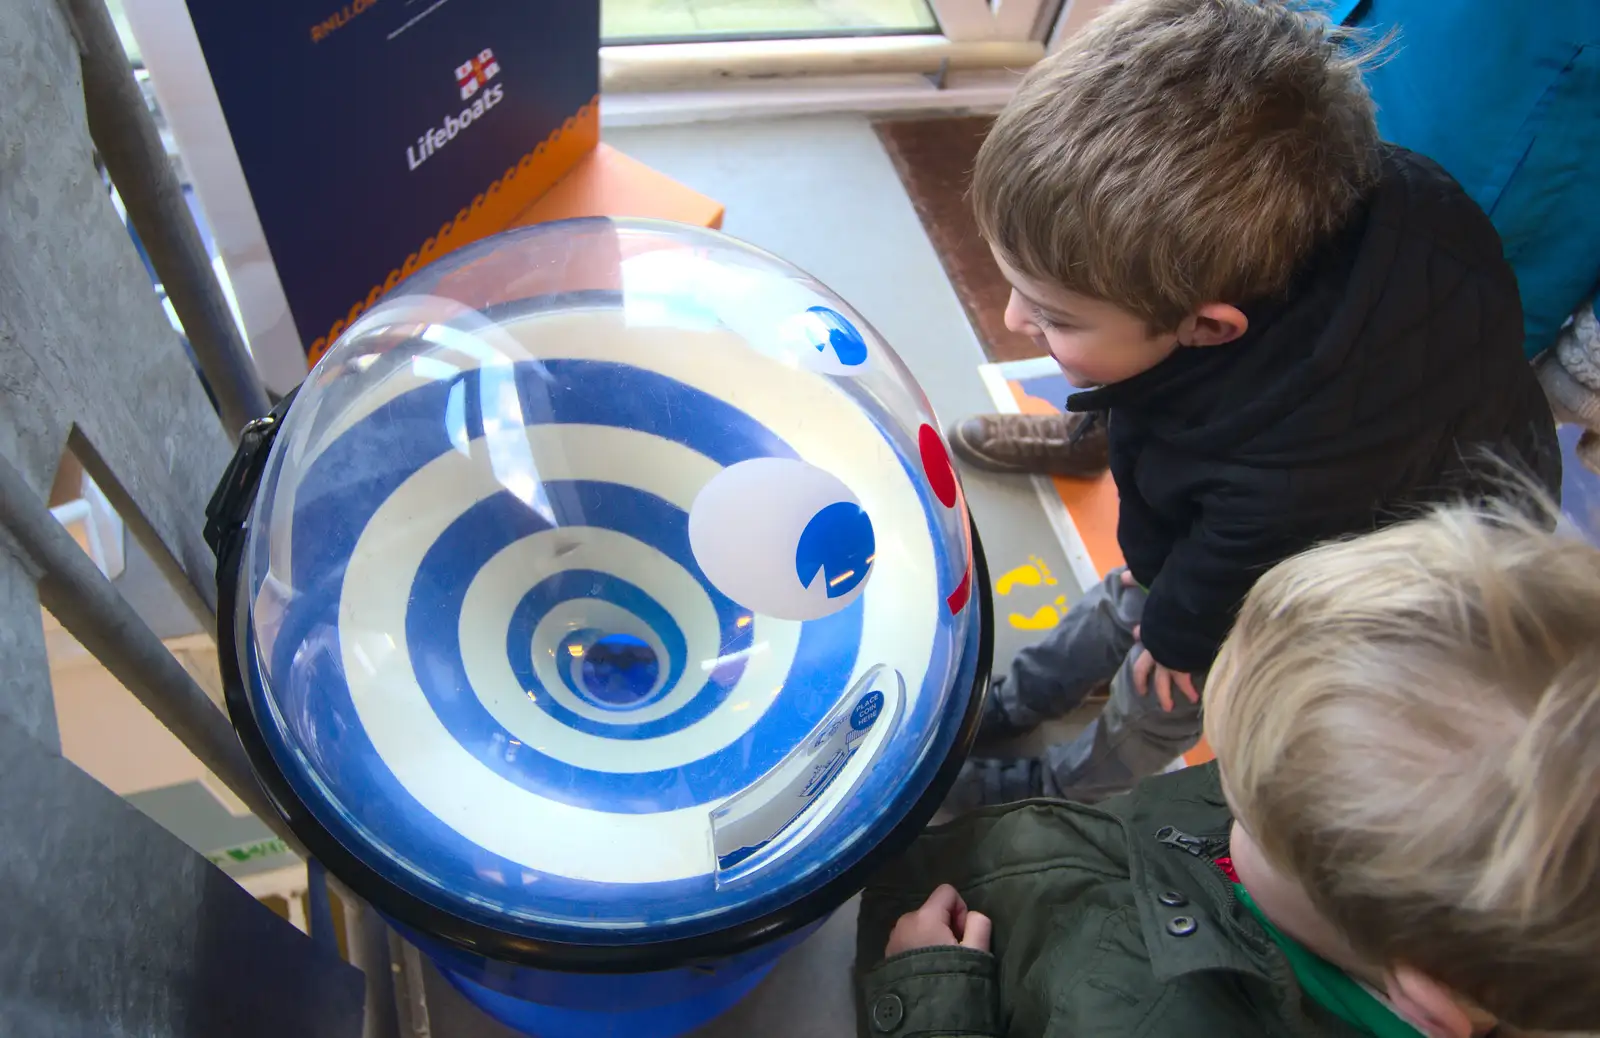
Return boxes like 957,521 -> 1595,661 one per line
455,49 -> 501,101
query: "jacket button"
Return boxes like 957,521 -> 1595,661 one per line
1167,915 -> 1198,937
1158,891 -> 1188,907
872,993 -> 906,1032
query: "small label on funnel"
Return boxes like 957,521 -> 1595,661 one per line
710,666 -> 903,880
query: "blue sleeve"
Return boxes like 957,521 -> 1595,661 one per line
1489,45 -> 1600,358
1338,0 -> 1600,359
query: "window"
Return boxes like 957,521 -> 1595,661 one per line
603,0 -> 940,45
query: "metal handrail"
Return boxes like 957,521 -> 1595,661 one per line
62,0 -> 271,441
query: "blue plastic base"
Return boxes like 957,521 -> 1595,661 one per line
397,918 -> 822,1038
443,958 -> 777,1038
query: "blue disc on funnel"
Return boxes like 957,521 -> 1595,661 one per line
582,634 -> 660,707
233,219 -> 981,950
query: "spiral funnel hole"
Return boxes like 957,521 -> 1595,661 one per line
582,633 -> 660,707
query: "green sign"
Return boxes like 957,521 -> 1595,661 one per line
206,837 -> 291,869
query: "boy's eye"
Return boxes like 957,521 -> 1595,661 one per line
1031,306 -> 1060,330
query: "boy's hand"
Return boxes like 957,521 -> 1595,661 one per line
885,884 -> 992,957
1130,625 -> 1199,712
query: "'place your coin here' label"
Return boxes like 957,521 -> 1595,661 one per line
710,666 -> 904,881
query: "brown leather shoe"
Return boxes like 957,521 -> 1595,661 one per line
947,411 -> 1110,478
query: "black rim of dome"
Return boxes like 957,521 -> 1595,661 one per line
210,401 -> 993,974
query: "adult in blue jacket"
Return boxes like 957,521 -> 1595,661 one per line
1333,0 -> 1599,360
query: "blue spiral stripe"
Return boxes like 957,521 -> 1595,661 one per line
404,485 -> 861,811
269,362 -> 859,816
412,485 -> 718,738
409,482 -> 729,711
271,359 -> 799,750
510,575 -> 690,722
554,630 -> 598,703
282,358 -> 797,599
244,575 -> 976,942
527,578 -> 686,711
393,480 -> 861,813
247,345 -> 975,938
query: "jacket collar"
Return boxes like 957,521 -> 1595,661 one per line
1064,147 -> 1434,456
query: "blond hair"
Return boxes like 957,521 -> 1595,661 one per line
973,0 -> 1380,330
1205,507 -> 1600,1032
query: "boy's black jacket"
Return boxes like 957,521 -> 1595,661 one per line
1068,145 -> 1560,673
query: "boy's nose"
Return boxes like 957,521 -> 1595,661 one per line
1002,291 -> 1035,335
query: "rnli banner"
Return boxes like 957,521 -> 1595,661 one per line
181,0 -> 601,363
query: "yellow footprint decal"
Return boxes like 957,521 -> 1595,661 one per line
996,564 -> 1041,597
1008,596 -> 1069,631
995,556 -> 1060,597
1008,605 -> 1058,630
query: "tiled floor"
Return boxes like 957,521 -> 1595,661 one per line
602,0 -> 937,42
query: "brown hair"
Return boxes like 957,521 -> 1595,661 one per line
1205,506 -> 1600,1032
973,0 -> 1381,330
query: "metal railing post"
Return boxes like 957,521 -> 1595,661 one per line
0,451 -> 299,853
61,0 -> 273,440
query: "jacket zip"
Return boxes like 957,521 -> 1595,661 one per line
1157,826 -> 1348,1038
1154,825 -> 1239,924
1154,825 -> 1223,857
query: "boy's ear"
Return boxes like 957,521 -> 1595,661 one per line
1176,303 -> 1249,347
1384,967 -> 1479,1038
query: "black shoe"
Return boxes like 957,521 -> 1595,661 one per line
944,756 -> 1046,814
975,682 -> 1033,744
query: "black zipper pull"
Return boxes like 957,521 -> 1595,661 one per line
1155,826 -> 1215,857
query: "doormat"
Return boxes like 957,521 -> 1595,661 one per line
873,114 -> 1044,364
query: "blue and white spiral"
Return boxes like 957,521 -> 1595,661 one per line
245,299 -> 973,934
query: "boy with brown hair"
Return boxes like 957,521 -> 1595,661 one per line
950,0 -> 1559,807
859,506 -> 1600,1037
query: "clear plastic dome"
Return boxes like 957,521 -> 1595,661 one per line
240,218 -> 979,945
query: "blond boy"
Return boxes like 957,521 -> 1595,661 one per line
858,506 -> 1600,1037
950,0 -> 1558,807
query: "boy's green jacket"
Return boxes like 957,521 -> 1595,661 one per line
855,764 -> 1369,1037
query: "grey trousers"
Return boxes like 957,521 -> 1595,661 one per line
990,567 -> 1205,802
